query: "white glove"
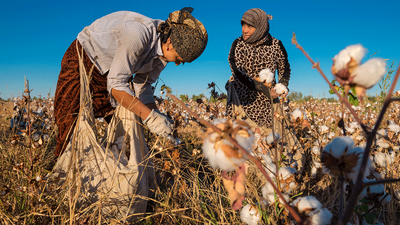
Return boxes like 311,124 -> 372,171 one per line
143,109 -> 173,137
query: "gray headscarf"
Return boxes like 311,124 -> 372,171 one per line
157,7 -> 208,62
241,8 -> 273,44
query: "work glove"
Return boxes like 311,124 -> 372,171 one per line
143,109 -> 173,137
154,109 -> 174,125
250,79 -> 272,99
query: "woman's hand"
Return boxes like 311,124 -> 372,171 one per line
269,87 -> 280,99
143,109 -> 173,137
111,89 -> 173,137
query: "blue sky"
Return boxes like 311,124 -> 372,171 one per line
1,0 -> 400,100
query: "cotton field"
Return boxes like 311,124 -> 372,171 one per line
1,86 -> 399,224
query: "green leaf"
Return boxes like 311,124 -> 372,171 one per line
364,212 -> 377,224
329,89 -> 334,95
359,198 -> 373,204
348,93 -> 359,106
359,204 -> 369,213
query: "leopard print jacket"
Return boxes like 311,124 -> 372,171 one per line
226,34 -> 291,128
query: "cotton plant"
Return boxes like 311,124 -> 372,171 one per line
202,118 -> 254,210
291,196 -> 333,225
331,44 -> 387,100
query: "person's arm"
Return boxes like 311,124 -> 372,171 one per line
111,89 -> 151,120
276,40 -> 291,97
228,39 -> 273,99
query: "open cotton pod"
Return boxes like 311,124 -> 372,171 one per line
202,118 -> 255,171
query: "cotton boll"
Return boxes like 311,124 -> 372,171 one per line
323,136 -> 354,159
388,122 -> 400,133
261,152 -> 274,165
278,167 -> 296,180
373,152 -> 393,168
351,58 -> 386,89
203,133 -> 244,171
311,167 -> 318,178
376,138 -> 390,149
311,146 -> 321,156
373,152 -> 387,167
262,182 -> 275,197
333,44 -> 367,71
292,196 -> 322,214
350,121 -> 359,129
377,129 -> 387,138
202,119 -> 254,171
264,193 -> 290,205
240,204 -> 261,225
259,68 -> 274,84
347,146 -> 371,180
233,121 -> 255,151
319,125 -> 329,133
274,83 -> 288,95
266,132 -> 281,145
347,127 -> 355,134
314,162 -> 322,169
291,108 -> 303,120
310,208 -> 333,225
322,138 -> 371,180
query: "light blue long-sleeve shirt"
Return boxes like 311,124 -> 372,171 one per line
77,11 -> 168,107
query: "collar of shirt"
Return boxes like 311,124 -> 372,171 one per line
155,38 -> 168,66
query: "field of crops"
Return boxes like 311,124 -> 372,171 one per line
0,82 -> 399,225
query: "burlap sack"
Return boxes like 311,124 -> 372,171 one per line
49,43 -> 155,223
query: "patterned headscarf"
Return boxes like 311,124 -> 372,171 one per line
157,7 -> 208,62
241,8 -> 273,44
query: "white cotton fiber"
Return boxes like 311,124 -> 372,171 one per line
333,44 -> 367,71
351,58 -> 386,89
274,83 -> 288,95
240,204 -> 261,225
259,68 -> 274,84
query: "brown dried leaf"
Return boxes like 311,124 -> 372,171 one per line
219,143 -> 241,159
222,165 -> 246,210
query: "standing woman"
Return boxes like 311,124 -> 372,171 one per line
226,8 -> 303,169
54,7 -> 208,157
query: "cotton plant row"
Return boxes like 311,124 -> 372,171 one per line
292,34 -> 400,225
8,93 -> 55,149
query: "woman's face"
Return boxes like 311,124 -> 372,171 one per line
161,38 -> 185,65
163,48 -> 184,66
242,23 -> 256,41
